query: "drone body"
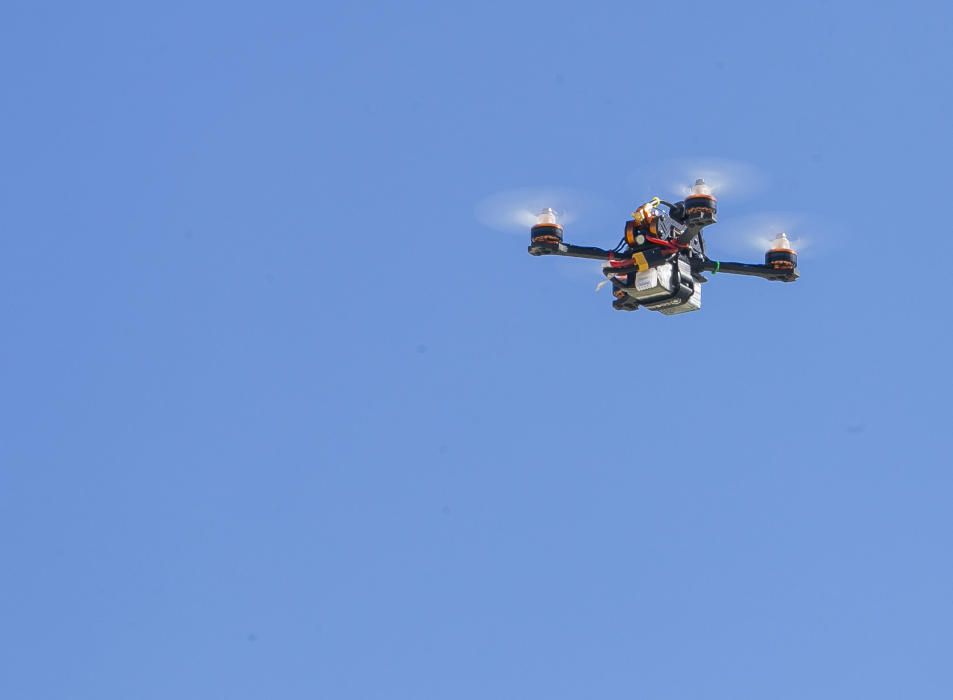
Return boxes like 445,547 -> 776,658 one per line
528,180 -> 798,314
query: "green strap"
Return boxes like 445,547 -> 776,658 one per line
712,260 -> 720,274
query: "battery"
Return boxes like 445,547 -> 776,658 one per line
631,262 -> 679,302
625,258 -> 702,314
658,281 -> 701,315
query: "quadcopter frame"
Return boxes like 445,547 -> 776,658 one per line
527,192 -> 798,312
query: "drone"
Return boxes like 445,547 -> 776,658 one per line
527,179 -> 798,315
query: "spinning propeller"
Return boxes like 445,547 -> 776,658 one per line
474,187 -> 605,234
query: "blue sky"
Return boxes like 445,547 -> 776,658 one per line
2,2 -> 952,698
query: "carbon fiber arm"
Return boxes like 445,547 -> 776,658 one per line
694,258 -> 799,282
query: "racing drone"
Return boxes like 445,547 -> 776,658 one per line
527,179 -> 799,315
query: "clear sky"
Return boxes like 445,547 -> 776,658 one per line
2,2 -> 952,698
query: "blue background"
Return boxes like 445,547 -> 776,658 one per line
2,2 -> 951,698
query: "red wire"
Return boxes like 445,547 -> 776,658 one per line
607,236 -> 682,271
644,235 -> 681,251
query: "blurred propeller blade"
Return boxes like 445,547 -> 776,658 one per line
475,187 -> 605,234
704,212 -> 823,259
629,158 -> 768,201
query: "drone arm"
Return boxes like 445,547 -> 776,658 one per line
695,258 -> 799,282
675,221 -> 706,246
527,241 -> 616,260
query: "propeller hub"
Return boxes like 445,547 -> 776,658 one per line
535,208 -> 560,226
683,178 -> 717,226
765,233 -> 798,270
529,207 -> 564,254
